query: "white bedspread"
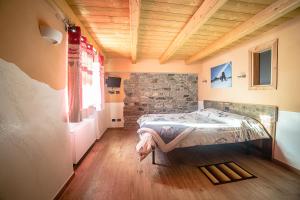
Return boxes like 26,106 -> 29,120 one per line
136,108 -> 270,160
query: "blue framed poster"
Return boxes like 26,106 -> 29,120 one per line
211,62 -> 232,88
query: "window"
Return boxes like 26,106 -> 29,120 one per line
67,26 -> 104,122
249,39 -> 278,90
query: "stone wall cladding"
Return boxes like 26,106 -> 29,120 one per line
124,73 -> 198,129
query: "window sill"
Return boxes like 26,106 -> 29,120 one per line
248,85 -> 276,90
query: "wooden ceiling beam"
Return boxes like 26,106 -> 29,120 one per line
159,0 -> 228,64
129,0 -> 141,63
186,0 -> 300,64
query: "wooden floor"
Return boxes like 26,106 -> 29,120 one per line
60,129 -> 300,200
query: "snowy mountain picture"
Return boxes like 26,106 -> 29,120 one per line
211,62 -> 232,88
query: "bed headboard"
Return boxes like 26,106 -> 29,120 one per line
203,100 -> 278,138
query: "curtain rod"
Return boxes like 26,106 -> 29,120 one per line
44,0 -> 105,57
44,0 -> 74,31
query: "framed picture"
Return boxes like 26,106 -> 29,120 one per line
211,62 -> 232,88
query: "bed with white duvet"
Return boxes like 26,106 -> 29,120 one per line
136,108 -> 270,160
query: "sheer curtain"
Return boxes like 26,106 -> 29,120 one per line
68,26 -> 103,122
68,26 -> 82,122
99,55 -> 105,111
93,51 -> 102,111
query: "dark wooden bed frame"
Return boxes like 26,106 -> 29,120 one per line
151,100 -> 278,165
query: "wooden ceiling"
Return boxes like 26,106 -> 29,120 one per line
67,0 -> 300,64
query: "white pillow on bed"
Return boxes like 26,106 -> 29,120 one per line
198,108 -> 244,127
197,108 -> 223,118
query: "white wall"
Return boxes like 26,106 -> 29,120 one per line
69,113 -> 99,164
198,101 -> 204,110
97,108 -> 109,138
0,59 -> 74,200
105,102 -> 124,128
275,111 -> 300,170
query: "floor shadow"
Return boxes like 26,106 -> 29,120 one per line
150,144 -> 250,189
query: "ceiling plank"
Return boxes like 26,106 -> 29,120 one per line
84,22 -> 129,29
78,15 -> 129,23
186,0 -> 300,64
146,0 -> 204,6
221,0 -> 268,14
71,6 -> 129,17
129,0 -> 141,63
213,10 -> 254,21
141,10 -> 190,22
141,1 -> 199,15
51,0 -> 105,55
66,0 -> 129,8
159,0 -> 228,64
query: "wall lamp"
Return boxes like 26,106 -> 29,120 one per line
39,25 -> 63,45
237,73 -> 246,78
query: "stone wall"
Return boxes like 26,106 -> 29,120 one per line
123,73 -> 198,129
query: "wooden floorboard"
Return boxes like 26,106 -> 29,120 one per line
59,128 -> 300,200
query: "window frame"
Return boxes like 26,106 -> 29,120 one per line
248,39 -> 278,90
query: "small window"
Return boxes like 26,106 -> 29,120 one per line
249,39 -> 278,90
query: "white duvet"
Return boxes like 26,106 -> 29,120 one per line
136,108 -> 270,160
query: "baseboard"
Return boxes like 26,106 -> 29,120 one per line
107,127 -> 126,130
97,128 -> 107,140
53,172 -> 75,200
273,159 -> 300,176
73,140 -> 97,168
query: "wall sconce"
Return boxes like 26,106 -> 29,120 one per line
237,72 -> 246,78
39,25 -> 63,44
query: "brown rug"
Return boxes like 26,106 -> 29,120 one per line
199,161 -> 256,185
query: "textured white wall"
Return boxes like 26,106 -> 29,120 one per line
0,59 -> 73,199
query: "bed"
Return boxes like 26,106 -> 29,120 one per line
136,100 -> 278,162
